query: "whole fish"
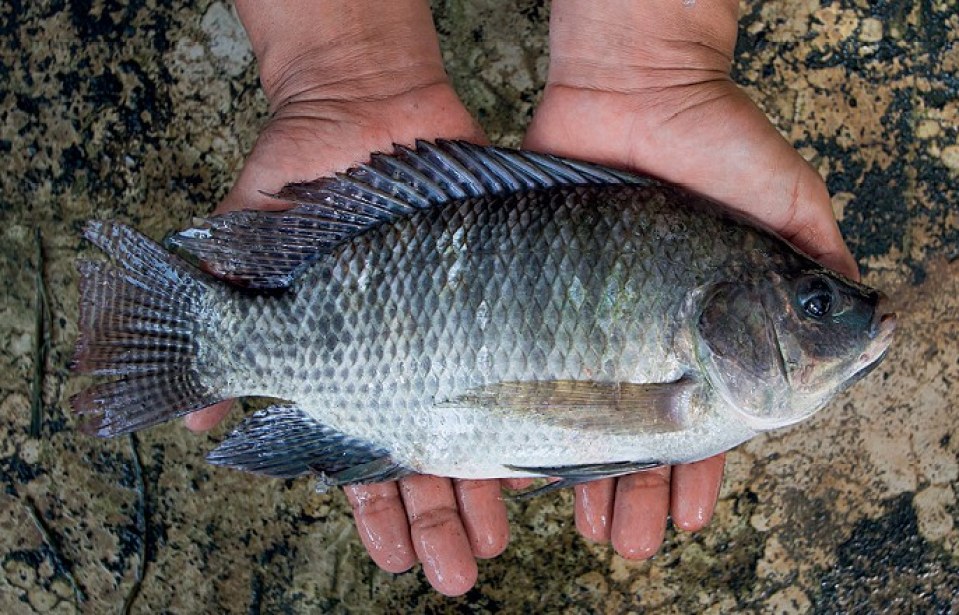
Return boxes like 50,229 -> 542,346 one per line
72,141 -> 896,494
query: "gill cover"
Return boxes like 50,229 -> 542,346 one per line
694,282 -> 795,429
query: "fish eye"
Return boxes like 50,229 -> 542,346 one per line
797,276 -> 835,320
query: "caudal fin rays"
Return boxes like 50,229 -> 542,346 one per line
72,221 -> 225,436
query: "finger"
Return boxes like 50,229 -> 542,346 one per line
574,479 -> 615,543
670,453 -> 725,532
344,482 -> 417,574
779,163 -> 860,281
183,400 -> 234,432
501,478 -> 534,490
399,475 -> 477,596
453,479 -> 510,559
610,467 -> 672,560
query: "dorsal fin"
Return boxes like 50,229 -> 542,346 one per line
165,140 -> 646,289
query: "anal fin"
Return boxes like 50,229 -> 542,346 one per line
206,404 -> 411,486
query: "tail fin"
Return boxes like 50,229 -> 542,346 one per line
72,221 -> 224,437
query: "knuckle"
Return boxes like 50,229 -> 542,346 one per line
410,505 -> 462,533
454,479 -> 498,498
345,486 -> 400,516
619,469 -> 671,494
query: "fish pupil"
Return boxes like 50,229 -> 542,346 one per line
798,277 -> 833,319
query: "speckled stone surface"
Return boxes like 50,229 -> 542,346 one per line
1,1 -> 957,612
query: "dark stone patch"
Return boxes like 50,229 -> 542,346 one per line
15,92 -> 43,115
915,156 -> 959,257
105,522 -> 144,576
254,540 -> 320,613
838,159 -> 912,262
1,453 -> 45,486
910,262 -> 928,285
116,58 -> 173,140
813,493 -> 959,614
791,133 -> 910,266
0,0 -> 25,39
67,0 -> 139,42
681,500 -> 766,601
88,68 -> 123,107
733,1 -> 769,66
917,0 -> 955,55
57,143 -> 86,186
518,0 -> 548,21
6,541 -> 85,598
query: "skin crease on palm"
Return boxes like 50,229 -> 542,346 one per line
175,0 -> 859,598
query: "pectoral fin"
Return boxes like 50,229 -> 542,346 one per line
443,377 -> 700,435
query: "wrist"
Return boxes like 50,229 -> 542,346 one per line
235,0 -> 449,111
546,0 -> 739,91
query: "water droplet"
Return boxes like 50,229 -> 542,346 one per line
476,345 -> 491,373
476,300 -> 490,331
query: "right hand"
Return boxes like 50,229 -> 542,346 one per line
523,0 -> 858,562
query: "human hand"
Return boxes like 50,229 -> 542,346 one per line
181,1 -> 518,596
523,0 -> 858,559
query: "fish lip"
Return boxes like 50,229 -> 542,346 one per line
813,297 -> 897,408
867,293 -> 897,341
855,306 -> 896,381
848,346 -> 890,386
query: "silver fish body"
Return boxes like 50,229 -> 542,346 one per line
73,141 -> 896,489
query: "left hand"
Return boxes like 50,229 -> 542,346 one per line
522,0 -> 858,559
182,1 -> 517,597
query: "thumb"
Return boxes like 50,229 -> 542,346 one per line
779,162 -> 860,282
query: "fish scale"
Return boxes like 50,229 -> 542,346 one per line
209,185 -> 757,475
72,141 -> 894,490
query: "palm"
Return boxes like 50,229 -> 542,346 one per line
213,84 -> 485,215
526,81 -> 857,278
183,85 -> 525,596
522,78 -> 856,554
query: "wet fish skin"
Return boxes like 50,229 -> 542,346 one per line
214,185 -> 772,473
72,141 -> 896,488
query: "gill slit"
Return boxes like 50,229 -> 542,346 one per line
761,289 -> 791,387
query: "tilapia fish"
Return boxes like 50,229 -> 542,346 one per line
72,141 -> 896,493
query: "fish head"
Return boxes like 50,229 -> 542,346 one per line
694,268 -> 896,431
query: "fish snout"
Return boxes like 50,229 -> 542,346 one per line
868,293 -> 897,342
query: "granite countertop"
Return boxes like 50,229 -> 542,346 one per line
1,1 -> 957,612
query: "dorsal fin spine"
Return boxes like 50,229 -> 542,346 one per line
369,154 -> 444,205
327,176 -> 414,218
399,144 -> 469,199
418,140 -> 486,196
355,164 -> 429,208
441,141 -> 506,193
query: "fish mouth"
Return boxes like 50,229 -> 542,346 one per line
867,293 -> 897,342
848,346 -> 890,386
855,295 -> 897,380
